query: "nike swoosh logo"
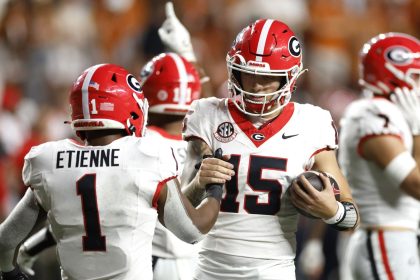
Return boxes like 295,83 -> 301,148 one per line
282,133 -> 299,139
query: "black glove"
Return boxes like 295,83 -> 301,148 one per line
204,148 -> 224,202
1,267 -> 29,280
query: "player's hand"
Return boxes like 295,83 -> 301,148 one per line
391,87 -> 420,135
290,173 -> 338,219
16,246 -> 38,276
158,2 -> 197,62
195,155 -> 234,189
1,267 -> 29,280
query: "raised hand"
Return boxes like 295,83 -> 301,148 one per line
391,87 -> 420,135
158,2 -> 197,62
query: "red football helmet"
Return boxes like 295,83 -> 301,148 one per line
69,64 -> 148,139
226,19 -> 305,116
139,53 -> 201,115
359,32 -> 420,95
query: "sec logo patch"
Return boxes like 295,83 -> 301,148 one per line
214,122 -> 237,143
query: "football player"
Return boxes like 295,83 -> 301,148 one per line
15,53 -> 205,280
0,64 -> 228,280
339,33 -> 420,279
140,52 -> 203,280
159,3 -> 359,279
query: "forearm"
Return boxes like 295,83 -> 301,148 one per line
182,179 -> 206,207
190,197 -> 220,233
0,189 -> 43,271
412,136 -> 420,166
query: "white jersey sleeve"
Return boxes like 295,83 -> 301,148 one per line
302,104 -> 338,154
135,136 -> 179,208
348,99 -> 402,138
183,97 -> 221,146
23,144 -> 46,187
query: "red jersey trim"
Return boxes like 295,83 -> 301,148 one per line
378,230 -> 395,280
357,134 -> 402,158
68,138 -> 85,146
309,147 -> 334,159
152,175 -> 178,209
148,126 -> 183,140
227,101 -> 295,147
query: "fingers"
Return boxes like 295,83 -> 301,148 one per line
198,158 -> 235,185
319,173 -> 332,192
290,179 -> 312,204
297,175 -> 319,197
165,2 -> 177,20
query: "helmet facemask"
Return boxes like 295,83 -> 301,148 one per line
227,53 -> 303,116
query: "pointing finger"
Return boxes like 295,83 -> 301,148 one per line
165,2 -> 177,19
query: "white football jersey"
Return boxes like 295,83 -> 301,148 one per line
22,135 -> 178,280
339,97 -> 420,230
183,97 -> 337,260
147,126 -> 197,259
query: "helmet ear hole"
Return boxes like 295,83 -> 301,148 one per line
131,112 -> 139,120
111,73 -> 117,82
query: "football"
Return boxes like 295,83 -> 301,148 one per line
290,170 -> 340,219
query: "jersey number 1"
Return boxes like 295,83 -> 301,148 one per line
77,174 -> 106,251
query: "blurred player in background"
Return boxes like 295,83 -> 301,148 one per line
339,33 -> 420,279
0,63 -> 225,280
158,2 -> 359,279
140,52 -> 203,280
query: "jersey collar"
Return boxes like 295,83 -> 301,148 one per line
227,101 -> 295,147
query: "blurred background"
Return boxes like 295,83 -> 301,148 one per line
0,0 -> 418,279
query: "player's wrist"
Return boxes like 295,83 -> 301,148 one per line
322,201 -> 345,224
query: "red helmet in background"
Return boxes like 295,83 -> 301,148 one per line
140,53 -> 201,115
69,64 -> 148,140
359,32 -> 420,95
226,19 -> 305,116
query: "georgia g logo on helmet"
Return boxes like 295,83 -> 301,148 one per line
385,46 -> 413,65
289,36 -> 301,57
127,74 -> 142,92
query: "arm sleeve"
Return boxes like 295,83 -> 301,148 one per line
163,179 -> 204,244
0,189 -> 44,271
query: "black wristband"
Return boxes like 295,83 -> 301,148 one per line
204,184 -> 223,202
1,267 -> 29,280
25,227 -> 56,256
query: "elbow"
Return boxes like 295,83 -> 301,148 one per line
171,225 -> 205,244
400,174 -> 420,200
401,183 -> 420,200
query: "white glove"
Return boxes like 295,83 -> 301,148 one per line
16,246 -> 38,276
158,2 -> 197,62
391,87 -> 420,135
298,239 -> 325,277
